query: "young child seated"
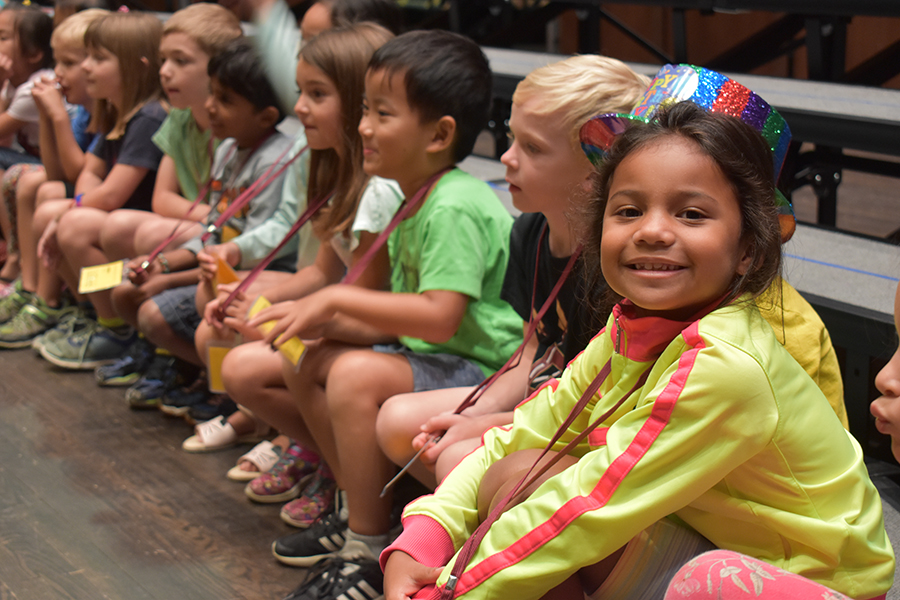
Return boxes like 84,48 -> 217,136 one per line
0,4 -> 56,169
668,278 -> 900,599
89,3 -> 242,389
184,26 -> 400,522
377,54 -> 650,487
11,11 -> 166,363
113,39 -> 294,408
0,4 -> 60,287
0,8 -> 107,346
249,30 -> 523,599
381,82 -> 893,600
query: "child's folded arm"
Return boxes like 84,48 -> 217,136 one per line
78,161 -> 151,212
0,111 -> 26,141
151,156 -> 210,221
323,286 -> 469,344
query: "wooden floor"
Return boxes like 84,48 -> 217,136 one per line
0,349 -> 304,600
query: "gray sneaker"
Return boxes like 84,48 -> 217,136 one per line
0,299 -> 64,349
39,317 -> 136,370
0,283 -> 32,324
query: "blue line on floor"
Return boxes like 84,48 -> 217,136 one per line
785,253 -> 900,282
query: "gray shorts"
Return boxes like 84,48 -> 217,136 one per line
151,284 -> 201,341
373,343 -> 486,392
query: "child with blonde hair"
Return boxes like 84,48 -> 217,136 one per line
0,9 -> 105,309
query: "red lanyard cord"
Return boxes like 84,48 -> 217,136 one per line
216,167 -> 450,318
134,139 -> 218,276
200,140 -> 308,245
442,359 -> 650,599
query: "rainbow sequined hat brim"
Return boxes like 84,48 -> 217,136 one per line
579,64 -> 795,242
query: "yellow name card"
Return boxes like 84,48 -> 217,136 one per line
247,296 -> 306,366
213,255 -> 240,289
207,342 -> 232,393
78,260 -> 125,294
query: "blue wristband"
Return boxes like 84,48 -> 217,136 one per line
74,193 -> 83,207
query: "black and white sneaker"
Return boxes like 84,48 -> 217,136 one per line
282,557 -> 383,600
273,510 -> 348,567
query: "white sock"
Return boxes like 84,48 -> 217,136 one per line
341,529 -> 389,560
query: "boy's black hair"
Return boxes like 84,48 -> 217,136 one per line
368,30 -> 491,163
4,4 -> 53,70
207,39 -> 285,123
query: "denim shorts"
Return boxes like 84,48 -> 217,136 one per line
373,343 -> 486,392
0,147 -> 41,169
152,284 -> 201,341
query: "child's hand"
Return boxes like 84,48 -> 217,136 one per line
248,290 -> 335,346
383,551 -> 443,600
127,255 -> 161,285
411,413 -> 473,470
31,77 -> 66,118
197,248 -> 219,282
37,219 -> 61,270
0,53 -> 12,84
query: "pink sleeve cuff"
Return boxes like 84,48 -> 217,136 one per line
380,514 -> 456,572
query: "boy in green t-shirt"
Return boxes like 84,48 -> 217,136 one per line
247,30 -> 522,599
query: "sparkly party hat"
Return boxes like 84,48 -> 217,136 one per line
580,64 -> 795,242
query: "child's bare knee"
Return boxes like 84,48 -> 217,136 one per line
376,395 -> 414,459
137,300 -> 165,335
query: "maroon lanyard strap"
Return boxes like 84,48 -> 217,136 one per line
200,141 -> 308,244
442,357 -> 649,598
135,139 -> 219,275
452,231 -> 582,416
341,168 -> 450,286
215,191 -> 332,318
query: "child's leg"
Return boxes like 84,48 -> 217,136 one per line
56,208 -> 121,321
0,165 -> 43,281
137,289 -> 202,365
101,212 -> 203,260
376,387 -> 474,489
33,199 -> 76,307
221,340 -> 317,450
284,344 -> 414,537
18,176 -> 58,292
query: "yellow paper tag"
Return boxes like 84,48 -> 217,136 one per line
213,255 -> 240,289
207,342 -> 232,393
247,296 -> 306,366
220,225 -> 239,243
78,260 -> 125,294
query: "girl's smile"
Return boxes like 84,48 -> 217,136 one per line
601,135 -> 752,321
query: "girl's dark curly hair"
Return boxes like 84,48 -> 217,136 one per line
581,101 -> 782,318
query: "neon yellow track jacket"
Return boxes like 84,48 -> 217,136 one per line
385,298 -> 894,600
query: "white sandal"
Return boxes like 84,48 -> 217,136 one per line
182,416 -> 268,453
226,440 -> 282,481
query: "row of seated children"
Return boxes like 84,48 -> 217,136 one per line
162,22 -> 886,600
0,2 -> 893,600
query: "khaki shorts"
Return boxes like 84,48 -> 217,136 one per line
587,518 -> 716,600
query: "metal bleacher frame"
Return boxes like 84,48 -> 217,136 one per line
421,0 -> 900,229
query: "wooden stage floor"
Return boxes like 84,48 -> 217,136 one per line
0,349 -> 304,600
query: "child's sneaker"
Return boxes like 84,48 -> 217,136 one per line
272,509 -> 348,567
159,374 -> 210,417
125,353 -> 181,409
39,318 -> 136,370
281,557 -> 383,600
0,281 -> 32,324
280,464 -> 337,528
186,393 -> 238,424
0,297 -> 64,349
95,336 -> 154,386
245,442 -> 318,504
